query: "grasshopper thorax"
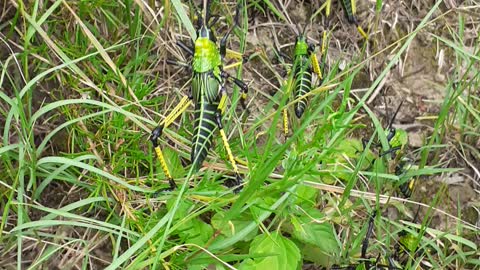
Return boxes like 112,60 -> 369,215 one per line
386,128 -> 408,151
294,35 -> 309,57
193,26 -> 222,74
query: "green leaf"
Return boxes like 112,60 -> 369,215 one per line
211,211 -> 258,242
240,232 -> 301,270
321,138 -> 375,183
164,147 -> 185,179
171,0 -> 196,40
167,196 -> 194,221
294,185 -> 318,207
177,218 -> 213,246
290,210 -> 339,257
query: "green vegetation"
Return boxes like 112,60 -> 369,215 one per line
0,0 -> 479,269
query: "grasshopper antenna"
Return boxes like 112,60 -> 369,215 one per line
383,91 -> 390,129
204,0 -> 212,26
387,99 -> 405,131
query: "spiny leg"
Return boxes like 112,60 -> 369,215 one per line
215,86 -> 243,192
176,40 -> 194,56
308,44 -> 322,80
361,212 -> 376,259
221,70 -> 248,109
150,96 -> 192,190
341,0 -> 368,39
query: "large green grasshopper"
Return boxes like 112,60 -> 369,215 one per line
150,0 -> 248,191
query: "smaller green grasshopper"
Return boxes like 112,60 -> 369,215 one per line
381,100 -> 415,198
364,100 -> 415,198
274,26 -> 324,137
392,206 -> 430,269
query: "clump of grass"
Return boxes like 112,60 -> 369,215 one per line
0,0 -> 479,269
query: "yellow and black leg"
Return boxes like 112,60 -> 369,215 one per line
283,108 -> 289,138
281,80 -> 293,138
150,96 -> 192,190
215,87 -> 243,192
271,47 -> 292,138
340,0 -> 368,39
308,44 -> 322,80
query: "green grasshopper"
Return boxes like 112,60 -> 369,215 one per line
323,0 -> 368,40
364,100 -> 415,198
330,213 -> 400,270
381,100 -> 415,198
150,0 -> 248,191
275,26 -> 323,137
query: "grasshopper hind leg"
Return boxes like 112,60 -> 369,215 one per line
150,96 -> 192,191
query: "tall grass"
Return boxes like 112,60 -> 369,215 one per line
0,0 -> 479,269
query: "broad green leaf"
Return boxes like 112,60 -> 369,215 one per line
178,218 -> 213,246
240,232 -> 301,270
291,215 -> 339,256
164,147 -> 186,179
211,211 -> 258,242
167,196 -> 194,221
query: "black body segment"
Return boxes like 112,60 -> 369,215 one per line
293,56 -> 313,118
191,101 -> 219,171
190,72 -> 221,170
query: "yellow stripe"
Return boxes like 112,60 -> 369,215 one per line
322,32 -> 328,55
155,146 -> 172,179
351,0 -> 356,15
235,157 -> 248,166
226,49 -> 243,60
408,179 -> 415,190
219,129 -> 239,172
283,109 -> 289,136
